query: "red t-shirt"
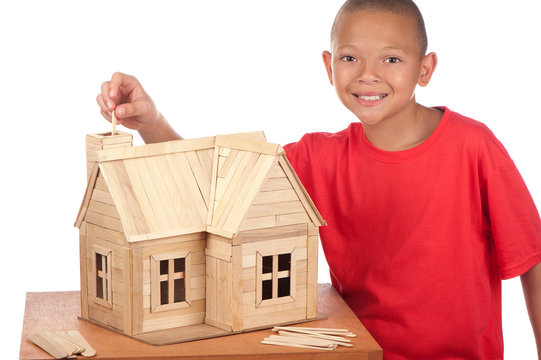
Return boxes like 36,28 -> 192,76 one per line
284,107 -> 541,359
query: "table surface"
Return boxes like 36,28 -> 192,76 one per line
20,283 -> 382,360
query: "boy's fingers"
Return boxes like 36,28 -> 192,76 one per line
100,82 -> 115,110
100,109 -> 112,122
116,100 -> 151,119
96,93 -> 110,114
108,72 -> 124,98
109,72 -> 138,99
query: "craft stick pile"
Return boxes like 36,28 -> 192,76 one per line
26,330 -> 96,359
262,326 -> 356,351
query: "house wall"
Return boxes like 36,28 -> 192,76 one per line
81,171 -> 132,334
232,160 -> 319,329
131,233 -> 207,334
237,161 -> 312,232
237,224 -> 311,329
83,222 -> 131,334
80,224 -> 89,320
84,172 -> 127,245
204,234 -> 236,331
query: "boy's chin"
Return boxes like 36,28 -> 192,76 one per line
352,111 -> 386,127
358,118 -> 383,127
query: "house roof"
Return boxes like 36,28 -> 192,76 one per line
75,132 -> 325,242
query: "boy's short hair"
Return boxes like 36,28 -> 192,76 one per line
332,0 -> 428,57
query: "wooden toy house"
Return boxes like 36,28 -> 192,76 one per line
74,131 -> 325,344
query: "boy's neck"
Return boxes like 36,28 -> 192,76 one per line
362,102 -> 442,152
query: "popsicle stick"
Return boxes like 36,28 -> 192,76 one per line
26,331 -> 69,359
111,110 -> 117,136
48,332 -> 82,355
278,331 -> 354,347
273,326 -> 356,337
261,340 -> 336,351
66,330 -> 97,357
275,329 -> 352,343
27,329 -> 97,359
265,334 -> 335,348
274,326 -> 349,333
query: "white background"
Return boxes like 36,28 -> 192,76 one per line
1,1 -> 540,358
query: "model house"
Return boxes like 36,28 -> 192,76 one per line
74,131 -> 325,344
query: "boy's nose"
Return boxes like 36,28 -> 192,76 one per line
357,63 -> 380,83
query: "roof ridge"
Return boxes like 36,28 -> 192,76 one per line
96,131 -> 282,163
215,134 -> 285,156
97,136 -> 216,163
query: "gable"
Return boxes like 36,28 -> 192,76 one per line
84,171 -> 123,231
237,157 -> 325,233
239,161 -> 306,232
206,143 -> 325,238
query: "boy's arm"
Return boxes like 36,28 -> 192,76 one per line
521,261 -> 541,359
97,72 -> 182,144
137,112 -> 182,144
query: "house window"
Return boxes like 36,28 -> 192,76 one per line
261,254 -> 291,300
159,258 -> 185,305
257,249 -> 297,307
151,251 -> 191,312
92,247 -> 112,308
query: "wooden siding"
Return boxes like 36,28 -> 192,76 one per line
239,228 -> 309,329
82,173 -> 126,246
238,162 -> 310,233
79,224 -> 89,319
205,237 -> 234,331
85,231 -> 130,333
139,237 -> 207,333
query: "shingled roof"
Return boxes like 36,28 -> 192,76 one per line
75,132 -> 324,242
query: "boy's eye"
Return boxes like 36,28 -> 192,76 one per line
341,55 -> 357,62
385,57 -> 401,64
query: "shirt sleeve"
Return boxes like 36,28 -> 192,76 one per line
487,159 -> 541,279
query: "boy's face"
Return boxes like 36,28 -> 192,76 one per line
323,10 -> 436,126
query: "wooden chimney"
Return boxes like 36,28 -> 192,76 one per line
85,132 -> 132,180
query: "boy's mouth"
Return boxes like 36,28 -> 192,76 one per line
354,94 -> 388,101
353,93 -> 388,106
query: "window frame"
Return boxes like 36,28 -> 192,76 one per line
256,247 -> 298,308
92,246 -> 113,309
150,251 -> 192,313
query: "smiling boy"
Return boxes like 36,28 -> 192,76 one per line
96,1 -> 541,359
322,4 -> 441,151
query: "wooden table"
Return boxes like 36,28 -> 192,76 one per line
20,283 -> 382,360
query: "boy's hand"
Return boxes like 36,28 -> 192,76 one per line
96,72 -> 160,132
97,72 -> 182,144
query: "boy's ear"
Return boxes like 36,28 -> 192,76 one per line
322,51 -> 334,86
418,52 -> 438,87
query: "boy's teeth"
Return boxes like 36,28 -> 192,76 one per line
357,94 -> 386,100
